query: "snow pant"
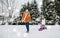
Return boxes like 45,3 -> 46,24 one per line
26,22 -> 29,32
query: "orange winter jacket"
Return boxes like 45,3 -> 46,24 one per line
22,11 -> 31,23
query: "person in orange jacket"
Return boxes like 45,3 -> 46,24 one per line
22,9 -> 31,33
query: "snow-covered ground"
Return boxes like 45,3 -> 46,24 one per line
0,25 -> 60,38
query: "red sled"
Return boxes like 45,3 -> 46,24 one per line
39,25 -> 47,31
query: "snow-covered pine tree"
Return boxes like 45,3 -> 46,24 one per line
41,0 -> 56,25
55,0 -> 60,25
30,0 -> 40,24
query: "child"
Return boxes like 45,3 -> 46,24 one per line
39,17 -> 47,31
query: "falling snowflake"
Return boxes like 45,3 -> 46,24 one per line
15,9 -> 20,12
13,28 -> 17,32
8,7 -> 11,10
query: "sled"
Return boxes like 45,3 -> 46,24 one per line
39,25 -> 47,31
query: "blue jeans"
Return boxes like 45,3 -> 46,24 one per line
26,23 -> 29,32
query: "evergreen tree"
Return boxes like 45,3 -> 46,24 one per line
30,0 -> 40,21
55,0 -> 60,25
47,2 -> 56,25
41,0 -> 56,25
